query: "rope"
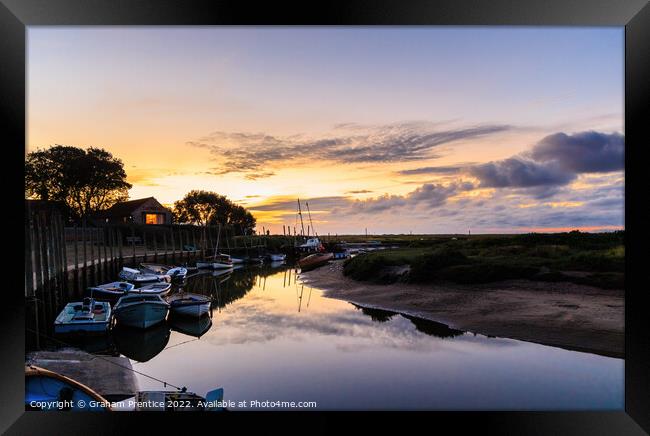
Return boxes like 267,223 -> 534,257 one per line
26,327 -> 186,391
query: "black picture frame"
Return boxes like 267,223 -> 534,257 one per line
2,0 -> 648,434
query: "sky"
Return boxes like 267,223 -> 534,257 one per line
27,26 -> 624,234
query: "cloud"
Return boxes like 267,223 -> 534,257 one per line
187,122 -> 512,178
345,189 -> 373,194
397,165 -> 463,176
466,131 -> 624,196
530,131 -> 624,173
468,158 -> 575,188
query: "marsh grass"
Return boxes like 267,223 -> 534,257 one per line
342,231 -> 624,289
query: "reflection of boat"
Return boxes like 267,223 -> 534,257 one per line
134,388 -> 224,411
113,293 -> 169,329
85,281 -> 134,302
298,252 -> 333,272
140,263 -> 188,281
112,322 -> 171,362
269,260 -> 286,268
169,314 -> 213,338
128,282 -> 172,297
166,292 -> 212,318
25,365 -> 111,411
119,267 -> 170,284
54,298 -> 111,334
268,253 -> 286,262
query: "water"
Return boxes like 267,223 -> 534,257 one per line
28,263 -> 623,410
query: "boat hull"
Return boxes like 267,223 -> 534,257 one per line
196,261 -> 233,270
114,302 -> 169,329
170,301 -> 211,318
54,321 -> 110,335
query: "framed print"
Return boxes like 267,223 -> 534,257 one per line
2,0 -> 649,434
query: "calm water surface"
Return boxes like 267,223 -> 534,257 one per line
123,264 -> 623,410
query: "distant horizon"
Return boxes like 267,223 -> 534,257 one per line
27,27 -> 624,234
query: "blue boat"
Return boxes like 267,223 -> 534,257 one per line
25,365 -> 110,411
53,298 -> 112,335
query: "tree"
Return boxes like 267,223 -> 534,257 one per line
173,190 -> 256,235
25,145 -> 132,220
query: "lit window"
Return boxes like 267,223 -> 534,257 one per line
145,213 -> 164,225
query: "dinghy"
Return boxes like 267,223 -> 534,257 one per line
54,298 -> 111,335
113,293 -> 169,329
25,365 -> 111,411
166,292 -> 212,318
196,253 -> 233,270
134,388 -> 224,411
140,263 -> 188,281
128,282 -> 172,296
119,266 -> 170,284
85,281 -> 134,302
298,252 -> 334,272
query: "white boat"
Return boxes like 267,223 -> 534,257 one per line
119,267 -> 170,284
196,253 -> 233,270
128,282 -> 172,296
298,237 -> 322,251
268,253 -> 286,262
166,292 -> 212,318
140,263 -> 188,281
133,388 -> 224,411
113,293 -> 169,329
54,298 -> 112,334
230,257 -> 244,264
85,281 -> 134,302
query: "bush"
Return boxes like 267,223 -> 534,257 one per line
434,263 -> 539,284
408,248 -> 469,282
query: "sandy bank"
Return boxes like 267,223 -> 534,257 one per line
300,261 -> 624,358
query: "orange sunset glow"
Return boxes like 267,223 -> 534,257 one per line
27,27 -> 624,234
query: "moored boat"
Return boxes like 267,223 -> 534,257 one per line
25,365 -> 111,411
166,292 -> 212,318
113,293 -> 169,329
85,281 -> 134,302
268,253 -> 286,262
298,252 -> 334,272
128,282 -> 172,296
119,267 -> 170,284
140,263 -> 188,281
196,253 -> 233,270
134,388 -> 224,411
53,298 -> 112,335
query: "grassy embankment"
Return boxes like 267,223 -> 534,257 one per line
342,231 -> 624,289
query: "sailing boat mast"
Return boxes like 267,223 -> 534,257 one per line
297,198 -> 306,237
306,201 -> 317,238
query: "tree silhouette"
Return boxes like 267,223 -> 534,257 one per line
25,145 -> 131,220
173,190 -> 256,234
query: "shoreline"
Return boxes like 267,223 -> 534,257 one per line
300,261 -> 624,358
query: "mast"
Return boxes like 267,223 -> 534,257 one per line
297,198 -> 306,237
306,201 -> 317,238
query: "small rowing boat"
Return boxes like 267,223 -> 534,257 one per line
197,253 -> 233,270
166,292 -> 212,318
54,298 -> 112,335
25,365 -> 111,411
140,263 -> 188,281
119,267 -> 170,284
113,293 -> 169,329
128,282 -> 172,296
85,281 -> 134,302
298,252 -> 334,272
